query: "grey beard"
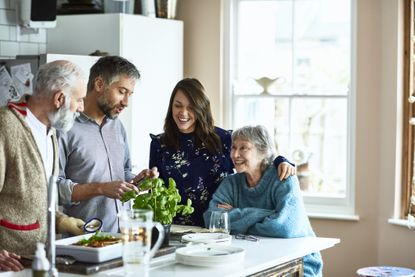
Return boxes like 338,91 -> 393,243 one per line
48,101 -> 78,132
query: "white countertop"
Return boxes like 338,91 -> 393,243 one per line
0,236 -> 339,277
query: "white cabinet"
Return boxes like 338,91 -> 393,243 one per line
47,14 -> 183,170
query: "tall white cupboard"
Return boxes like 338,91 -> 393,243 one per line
47,14 -> 183,170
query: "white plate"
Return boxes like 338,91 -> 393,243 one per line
181,232 -> 232,245
175,245 -> 245,267
55,233 -> 122,263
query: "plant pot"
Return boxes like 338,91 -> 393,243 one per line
152,223 -> 170,248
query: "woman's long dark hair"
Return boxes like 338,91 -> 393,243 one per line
161,78 -> 223,154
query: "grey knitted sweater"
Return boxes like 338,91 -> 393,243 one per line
0,97 -> 58,255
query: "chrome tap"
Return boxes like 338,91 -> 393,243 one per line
47,175 -> 58,277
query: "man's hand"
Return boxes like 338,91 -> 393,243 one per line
57,216 -> 85,235
278,162 -> 296,181
131,167 -> 159,185
0,250 -> 24,272
101,181 -> 138,199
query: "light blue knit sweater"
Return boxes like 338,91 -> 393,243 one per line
203,165 -> 323,277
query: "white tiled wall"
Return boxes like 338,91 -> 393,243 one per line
0,0 -> 47,58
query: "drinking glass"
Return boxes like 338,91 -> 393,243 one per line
118,209 -> 164,277
209,211 -> 230,234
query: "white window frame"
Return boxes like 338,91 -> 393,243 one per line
221,0 -> 358,219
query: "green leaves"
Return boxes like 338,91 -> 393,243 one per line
120,190 -> 137,203
75,231 -> 118,246
122,177 -> 194,225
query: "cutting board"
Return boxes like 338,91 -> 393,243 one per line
22,245 -> 177,275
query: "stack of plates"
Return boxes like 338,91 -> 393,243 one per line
181,233 -> 232,245
175,244 -> 245,267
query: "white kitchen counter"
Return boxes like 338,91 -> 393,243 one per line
0,236 -> 339,277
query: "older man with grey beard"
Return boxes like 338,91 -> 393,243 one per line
0,60 -> 87,272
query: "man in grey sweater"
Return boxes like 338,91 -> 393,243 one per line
57,56 -> 158,233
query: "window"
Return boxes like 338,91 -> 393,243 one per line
223,0 -> 355,216
403,0 -> 415,222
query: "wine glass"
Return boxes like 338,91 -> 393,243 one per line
209,211 -> 230,234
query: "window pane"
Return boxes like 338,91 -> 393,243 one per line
233,97 -> 347,197
236,0 -> 350,95
236,1 -> 293,95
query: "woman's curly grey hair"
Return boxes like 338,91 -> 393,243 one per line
231,125 -> 275,173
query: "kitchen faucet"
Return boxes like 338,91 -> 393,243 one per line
47,175 -> 58,277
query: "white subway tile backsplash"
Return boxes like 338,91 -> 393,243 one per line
39,43 -> 46,54
29,29 -> 46,43
18,31 -> 31,42
9,25 -> 16,40
19,42 -> 39,55
0,25 -> 9,40
0,5 -> 53,58
0,10 -> 8,24
5,9 -> 16,25
0,0 -> 9,9
0,40 -> 18,57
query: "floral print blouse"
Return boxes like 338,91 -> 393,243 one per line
149,127 -> 290,226
149,127 -> 233,226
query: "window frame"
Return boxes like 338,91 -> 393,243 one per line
221,0 -> 358,218
402,0 -> 414,219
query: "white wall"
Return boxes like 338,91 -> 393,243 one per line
0,0 -> 47,58
177,0 -> 415,276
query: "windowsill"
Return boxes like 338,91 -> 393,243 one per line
388,218 -> 415,229
308,212 -> 360,221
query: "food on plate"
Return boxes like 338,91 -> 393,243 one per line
73,231 -> 121,248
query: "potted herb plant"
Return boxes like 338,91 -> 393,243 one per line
121,177 -> 194,246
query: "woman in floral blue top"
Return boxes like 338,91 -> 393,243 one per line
149,78 -> 295,226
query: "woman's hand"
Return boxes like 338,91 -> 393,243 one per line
0,250 -> 24,272
217,203 -> 233,210
278,162 -> 296,181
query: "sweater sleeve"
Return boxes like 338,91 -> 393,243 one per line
248,176 -> 313,238
203,176 -> 274,233
0,132 -> 5,192
57,133 -> 79,205
203,177 -> 235,228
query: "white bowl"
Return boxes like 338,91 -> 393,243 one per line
55,233 -> 122,263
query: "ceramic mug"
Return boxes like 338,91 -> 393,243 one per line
118,209 -> 164,276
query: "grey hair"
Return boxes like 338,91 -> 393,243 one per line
231,125 -> 275,173
33,60 -> 85,98
87,56 -> 140,92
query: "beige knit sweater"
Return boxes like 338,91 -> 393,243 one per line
0,97 -> 60,255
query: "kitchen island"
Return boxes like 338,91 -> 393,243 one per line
0,236 -> 339,277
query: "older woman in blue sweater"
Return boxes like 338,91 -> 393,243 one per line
203,125 -> 323,277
